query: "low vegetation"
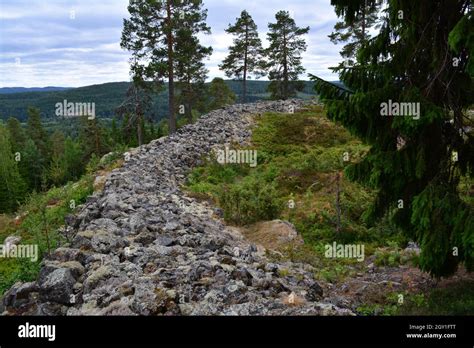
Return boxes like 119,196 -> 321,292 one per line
186,105 -> 474,315
0,151 -> 123,296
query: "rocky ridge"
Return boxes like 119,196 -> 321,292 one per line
2,100 -> 354,316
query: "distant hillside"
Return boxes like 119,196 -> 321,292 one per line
0,87 -> 71,94
0,80 -> 316,122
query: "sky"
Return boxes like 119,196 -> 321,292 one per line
0,0 -> 345,88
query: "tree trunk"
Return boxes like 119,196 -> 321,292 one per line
137,115 -> 143,146
166,0 -> 176,134
186,82 -> 193,123
134,85 -> 143,146
282,29 -> 288,100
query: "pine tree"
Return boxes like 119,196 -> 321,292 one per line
174,7 -> 212,122
121,0 -> 210,134
207,78 -> 237,110
79,117 -> 109,162
328,0 -> 381,69
219,10 -> 265,103
116,79 -> 152,146
312,0 -> 474,277
0,125 -> 26,212
266,11 -> 309,100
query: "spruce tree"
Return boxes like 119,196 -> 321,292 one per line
26,106 -> 49,161
219,10 -> 265,103
266,11 -> 309,100
312,0 -> 473,277
19,139 -> 44,191
121,0 -> 210,134
0,125 -> 26,212
6,117 -> 26,153
79,117 -> 109,162
49,130 -> 65,159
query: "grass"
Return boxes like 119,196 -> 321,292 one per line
185,105 -> 474,315
357,281 -> 474,316
185,105 -> 401,277
397,281 -> 474,315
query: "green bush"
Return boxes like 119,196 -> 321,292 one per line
218,176 -> 283,225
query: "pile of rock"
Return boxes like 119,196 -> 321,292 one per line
2,100 -> 353,316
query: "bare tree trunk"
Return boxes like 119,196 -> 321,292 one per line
243,24 -> 248,103
282,30 -> 288,100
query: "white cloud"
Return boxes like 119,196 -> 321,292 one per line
0,0 -> 344,87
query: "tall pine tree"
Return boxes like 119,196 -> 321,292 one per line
121,0 -> 210,134
312,0 -> 473,277
219,10 -> 265,103
174,6 -> 212,122
266,11 -> 309,100
328,0 -> 381,69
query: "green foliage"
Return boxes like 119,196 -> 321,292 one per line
374,247 -> 402,267
6,117 -> 26,152
26,107 -> 49,160
174,10 -> 212,122
328,0 -> 381,69
0,148 -> 125,296
78,117 -> 110,162
0,80 -> 317,123
121,0 -> 211,133
218,176 -> 283,225
265,11 -> 309,100
314,0 -> 474,277
219,10 -> 266,103
187,107 -> 379,243
207,78 -> 237,110
398,281 -> 474,315
0,125 -> 27,212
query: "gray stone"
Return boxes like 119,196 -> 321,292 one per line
39,268 -> 75,304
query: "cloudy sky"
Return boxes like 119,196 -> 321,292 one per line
0,0 -> 344,88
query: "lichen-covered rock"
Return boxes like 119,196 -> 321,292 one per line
38,268 -> 76,304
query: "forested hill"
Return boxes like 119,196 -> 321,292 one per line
0,87 -> 72,94
0,80 -> 316,122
